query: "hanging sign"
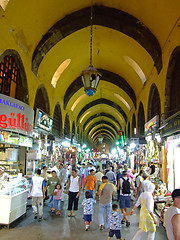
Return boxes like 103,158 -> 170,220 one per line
0,93 -> 34,136
144,115 -> 159,135
34,108 -> 53,133
162,111 -> 180,137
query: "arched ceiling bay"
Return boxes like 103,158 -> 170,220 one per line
83,116 -> 120,133
83,113 -> 121,131
93,133 -> 114,142
66,81 -> 134,122
91,129 -> 116,140
76,98 -> 127,124
90,126 -> 117,140
32,5 -> 162,74
64,69 -> 137,110
86,121 -> 118,137
78,104 -> 125,128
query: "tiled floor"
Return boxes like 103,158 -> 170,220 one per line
0,194 -> 168,240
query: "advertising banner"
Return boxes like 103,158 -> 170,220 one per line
0,93 -> 34,136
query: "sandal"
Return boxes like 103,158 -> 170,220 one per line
68,213 -> 72,217
71,213 -> 76,217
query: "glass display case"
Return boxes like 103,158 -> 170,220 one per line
0,177 -> 28,226
0,176 -> 29,196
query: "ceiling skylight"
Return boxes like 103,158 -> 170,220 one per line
51,59 -> 71,88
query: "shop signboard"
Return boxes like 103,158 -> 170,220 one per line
0,93 -> 34,137
0,131 -> 33,147
162,111 -> 180,137
34,108 -> 53,133
144,115 -> 159,135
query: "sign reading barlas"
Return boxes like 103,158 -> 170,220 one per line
0,93 -> 34,136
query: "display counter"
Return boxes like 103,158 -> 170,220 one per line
0,177 -> 28,226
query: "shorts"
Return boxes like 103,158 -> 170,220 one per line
119,195 -> 131,209
83,214 -> 92,222
108,229 -> 121,239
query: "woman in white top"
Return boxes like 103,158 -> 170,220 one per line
131,181 -> 157,240
66,169 -> 81,217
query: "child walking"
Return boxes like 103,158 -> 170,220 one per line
108,204 -> 128,240
54,184 -> 63,215
82,191 -> 96,231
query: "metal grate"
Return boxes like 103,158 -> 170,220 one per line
0,56 -> 20,97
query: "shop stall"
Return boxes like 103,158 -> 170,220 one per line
0,176 -> 29,226
0,93 -> 34,176
144,115 -> 162,178
161,111 -> 180,192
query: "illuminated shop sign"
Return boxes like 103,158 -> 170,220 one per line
34,108 -> 53,133
0,94 -> 34,136
0,131 -> 32,147
144,115 -> 159,134
162,111 -> 180,137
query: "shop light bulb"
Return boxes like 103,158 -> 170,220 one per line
130,142 -> 136,149
62,141 -> 70,147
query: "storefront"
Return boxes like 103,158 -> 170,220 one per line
26,108 -> 54,176
162,111 -> 180,192
0,93 -> 33,176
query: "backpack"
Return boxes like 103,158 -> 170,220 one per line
121,177 -> 131,194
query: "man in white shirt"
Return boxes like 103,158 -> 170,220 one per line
30,169 -> 46,221
164,189 -> 180,240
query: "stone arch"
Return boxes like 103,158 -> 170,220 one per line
92,130 -> 115,141
90,126 -> 116,139
71,121 -> 75,141
165,46 -> 180,118
83,112 -> 121,131
0,49 -> 28,104
52,103 -> 62,137
64,113 -> 70,139
127,122 -> 130,139
76,126 -> 80,142
87,120 -> 118,136
147,83 -> 161,121
77,98 -> 127,124
34,84 -> 50,114
132,114 -> 136,138
138,102 -> 145,136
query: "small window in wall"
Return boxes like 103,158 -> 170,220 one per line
0,0 -> 10,11
0,55 -> 20,98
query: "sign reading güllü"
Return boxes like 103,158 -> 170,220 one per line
0,93 -> 34,136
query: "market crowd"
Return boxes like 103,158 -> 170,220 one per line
29,160 -> 180,240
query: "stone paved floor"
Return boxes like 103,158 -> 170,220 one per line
0,194 -> 168,240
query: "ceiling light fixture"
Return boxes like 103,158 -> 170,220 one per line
97,134 -> 103,144
81,0 -> 101,96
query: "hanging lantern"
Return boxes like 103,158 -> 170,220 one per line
81,1 -> 101,96
82,64 -> 101,96
97,134 -> 103,144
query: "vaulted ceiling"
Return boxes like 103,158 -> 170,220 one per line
2,0 -> 180,148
